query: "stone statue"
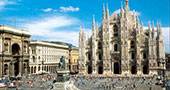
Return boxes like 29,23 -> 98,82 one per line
54,56 -> 70,82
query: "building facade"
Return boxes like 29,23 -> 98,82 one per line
29,40 -> 69,74
69,47 -> 79,74
166,54 -> 170,70
79,0 -> 166,76
0,25 -> 31,77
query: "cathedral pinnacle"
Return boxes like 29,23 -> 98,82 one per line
149,20 -> 151,30
80,25 -> 82,33
125,0 -> 129,9
159,22 -> 162,35
140,21 -> 143,33
93,14 -> 95,29
92,14 -> 96,36
149,20 -> 152,38
152,21 -> 155,39
141,21 -> 143,28
152,21 -> 154,30
136,15 -> 140,28
106,3 -> 109,19
103,3 -> 106,21
125,0 -> 129,6
120,2 -> 124,18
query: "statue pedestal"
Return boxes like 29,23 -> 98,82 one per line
57,70 -> 70,76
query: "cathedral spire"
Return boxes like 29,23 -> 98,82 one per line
120,2 -> 124,18
152,21 -> 155,39
157,21 -> 162,40
149,20 -> 152,38
136,15 -> 140,34
133,10 -> 136,19
80,25 -> 82,33
92,15 -> 96,36
157,21 -> 159,37
141,21 -> 143,28
136,15 -> 140,28
149,20 -> 151,30
106,3 -> 109,19
103,3 -> 106,21
93,14 -> 95,30
125,0 -> 129,7
125,0 -> 129,12
140,21 -> 143,33
159,22 -> 162,36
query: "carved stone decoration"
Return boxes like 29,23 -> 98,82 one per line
78,0 -> 165,76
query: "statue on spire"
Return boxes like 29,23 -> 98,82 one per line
125,0 -> 129,8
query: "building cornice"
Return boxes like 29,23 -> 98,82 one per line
0,25 -> 31,37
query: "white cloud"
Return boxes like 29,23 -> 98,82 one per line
21,15 -> 80,46
41,8 -> 57,12
0,0 -> 16,10
60,6 -> 79,12
41,8 -> 52,12
113,9 -> 141,16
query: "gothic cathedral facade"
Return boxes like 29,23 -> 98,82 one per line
78,0 -> 166,76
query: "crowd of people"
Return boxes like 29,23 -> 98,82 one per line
0,73 -> 169,90
70,75 -> 167,90
0,73 -> 57,90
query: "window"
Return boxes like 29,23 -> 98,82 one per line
143,52 -> 147,59
131,52 -> 135,59
131,41 -> 135,48
33,56 -> 35,63
88,54 -> 91,60
114,44 -> 118,51
99,53 -> 102,60
98,42 -> 102,49
114,25 -> 118,37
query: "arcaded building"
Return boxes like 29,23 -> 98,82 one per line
79,0 -> 166,76
0,25 -> 31,77
29,40 -> 69,74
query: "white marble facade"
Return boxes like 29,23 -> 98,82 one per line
79,0 -> 166,76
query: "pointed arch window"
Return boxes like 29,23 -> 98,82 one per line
130,41 -> 135,48
113,25 -> 118,37
88,53 -> 91,60
131,52 -> 135,59
143,52 -> 147,59
98,53 -> 102,60
114,44 -> 118,51
98,42 -> 102,49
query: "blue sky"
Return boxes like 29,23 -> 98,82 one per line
0,0 -> 169,52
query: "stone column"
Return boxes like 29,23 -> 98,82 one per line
0,60 -> 3,77
11,62 -> 15,76
19,59 -> 22,76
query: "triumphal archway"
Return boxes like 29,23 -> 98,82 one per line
0,25 -> 31,77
